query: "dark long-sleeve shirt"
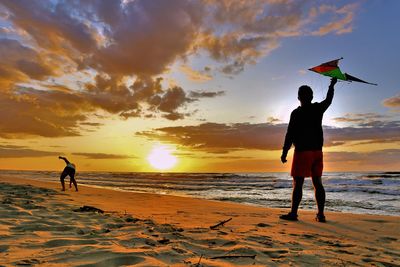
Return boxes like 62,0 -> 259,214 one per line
283,85 -> 334,152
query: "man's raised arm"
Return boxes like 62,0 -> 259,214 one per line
58,156 -> 70,164
320,78 -> 337,112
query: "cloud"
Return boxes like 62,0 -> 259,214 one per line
0,145 -> 59,158
72,152 -> 136,159
87,1 -> 203,76
0,38 -> 54,87
0,0 -> 361,137
189,90 -> 225,98
2,0 -> 359,78
324,121 -> 400,146
382,94 -> 400,111
137,120 -> 400,153
79,122 -> 103,127
172,151 -> 252,159
325,149 -> 400,167
158,87 -> 193,114
210,149 -> 400,172
179,65 -> 212,82
267,116 -> 281,124
333,113 -> 389,125
311,4 -> 358,36
328,113 -> 399,144
0,88 -> 89,138
137,122 -> 290,152
0,75 -> 197,137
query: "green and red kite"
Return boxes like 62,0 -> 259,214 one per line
309,58 -> 377,86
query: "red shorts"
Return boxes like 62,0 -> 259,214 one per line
291,150 -> 323,177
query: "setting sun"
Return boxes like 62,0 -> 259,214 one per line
147,145 -> 177,170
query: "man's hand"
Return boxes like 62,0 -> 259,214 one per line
281,150 -> 288,164
330,77 -> 337,87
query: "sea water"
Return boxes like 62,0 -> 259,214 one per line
1,170 -> 399,216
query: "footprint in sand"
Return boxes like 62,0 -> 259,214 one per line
363,219 -> 388,224
0,245 -> 9,253
1,197 -> 13,204
222,240 -> 237,247
384,250 -> 400,258
144,239 -> 157,247
44,239 -> 99,247
335,249 -> 354,255
76,255 -> 144,267
322,240 -> 355,248
262,249 -> 289,259
171,246 -> 187,254
378,236 -> 398,242
288,241 -> 303,251
245,235 -> 274,247
103,223 -> 124,229
301,234 -> 316,239
14,258 -> 41,266
256,223 -> 271,227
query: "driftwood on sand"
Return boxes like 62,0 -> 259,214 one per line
73,205 -> 104,213
209,218 -> 232,230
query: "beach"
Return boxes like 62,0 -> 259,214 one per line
0,175 -> 399,266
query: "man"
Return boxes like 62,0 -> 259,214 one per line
59,156 -> 78,192
280,78 -> 337,222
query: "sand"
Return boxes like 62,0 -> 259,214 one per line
0,175 -> 399,266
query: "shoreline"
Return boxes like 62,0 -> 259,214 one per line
1,175 -> 399,266
2,174 -> 399,218
1,171 -> 398,217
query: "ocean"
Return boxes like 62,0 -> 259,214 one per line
1,170 -> 399,216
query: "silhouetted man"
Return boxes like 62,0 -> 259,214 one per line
280,78 -> 337,222
59,156 -> 78,191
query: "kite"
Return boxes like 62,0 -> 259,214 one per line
309,58 -> 377,86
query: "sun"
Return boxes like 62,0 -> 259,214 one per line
147,145 -> 177,170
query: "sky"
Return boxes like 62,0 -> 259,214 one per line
0,0 -> 399,172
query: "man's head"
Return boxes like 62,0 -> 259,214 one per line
298,85 -> 313,105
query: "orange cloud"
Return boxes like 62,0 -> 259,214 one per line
137,121 -> 400,153
179,65 -> 212,82
0,75 -> 200,137
0,89 -> 89,138
72,153 -> 136,159
0,145 -> 59,158
0,38 -> 54,87
383,94 -> 400,111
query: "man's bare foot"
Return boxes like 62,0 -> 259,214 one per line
279,212 -> 298,221
315,214 -> 326,223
